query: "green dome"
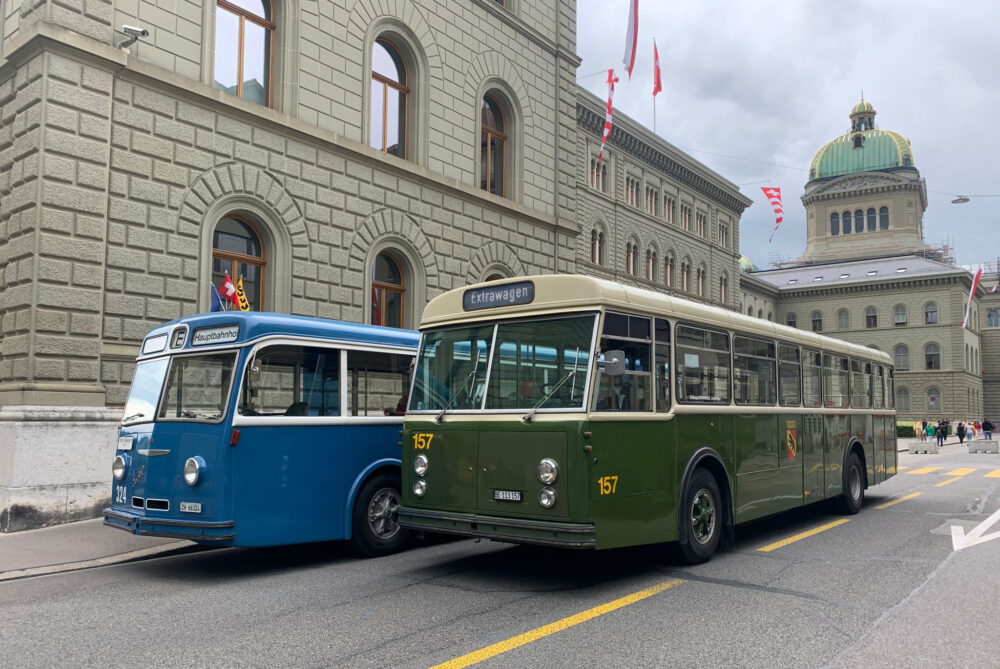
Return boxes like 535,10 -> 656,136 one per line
851,100 -> 875,115
738,255 -> 759,272
809,100 -> 914,179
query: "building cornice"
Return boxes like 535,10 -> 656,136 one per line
774,272 -> 977,299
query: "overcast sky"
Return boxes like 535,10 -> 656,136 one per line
576,0 -> 1000,270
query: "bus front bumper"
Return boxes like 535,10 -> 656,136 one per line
103,508 -> 236,543
398,507 -> 596,548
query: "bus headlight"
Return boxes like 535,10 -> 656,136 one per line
112,455 -> 127,481
413,454 -> 429,476
183,457 -> 204,486
538,487 -> 556,508
413,479 -> 427,497
537,458 -> 559,484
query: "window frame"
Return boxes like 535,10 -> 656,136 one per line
215,0 -> 276,107
370,36 -> 411,159
212,214 -> 267,310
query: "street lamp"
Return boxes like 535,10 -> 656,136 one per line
952,196 -> 970,204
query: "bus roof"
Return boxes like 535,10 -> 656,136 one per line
419,274 -> 893,366
139,312 -> 419,359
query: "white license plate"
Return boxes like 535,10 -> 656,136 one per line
179,502 -> 202,513
493,489 -> 522,502
118,436 -> 133,451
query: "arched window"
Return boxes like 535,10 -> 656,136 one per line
966,344 -> 971,371
879,206 -> 889,230
925,343 -> 940,370
842,211 -> 852,235
747,306 -> 754,316
926,387 -> 941,412
214,0 -> 274,106
893,344 -> 910,370
212,216 -> 266,309
719,274 -> 728,303
837,308 -> 850,330
853,209 -> 863,233
988,309 -> 999,327
786,312 -> 797,328
893,304 -> 907,326
680,261 -> 690,292
811,310 -> 822,332
664,255 -> 674,286
758,309 -> 763,319
767,311 -> 772,321
590,228 -> 605,265
480,93 -> 507,196
865,306 -> 878,328
867,208 -> 876,232
626,239 -> 638,275
371,38 -> 410,159
696,266 -> 706,297
646,248 -> 657,281
371,251 -> 405,327
924,302 -> 938,324
896,387 -> 910,411
830,212 -> 839,236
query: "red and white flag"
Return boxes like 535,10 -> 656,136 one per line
598,69 -> 619,162
622,0 -> 639,79
652,39 -> 662,97
220,273 -> 241,308
962,267 -> 983,328
761,187 -> 783,243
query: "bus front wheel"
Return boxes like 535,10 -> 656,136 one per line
350,473 -> 410,557
837,452 -> 864,514
678,468 -> 722,564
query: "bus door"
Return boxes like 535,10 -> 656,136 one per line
823,354 -> 851,499
851,360 -> 878,484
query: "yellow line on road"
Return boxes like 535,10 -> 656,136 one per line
430,579 -> 684,669
985,470 -> 1000,479
945,468 -> 977,476
906,466 -> 942,475
875,491 -> 922,509
897,465 -> 909,470
756,519 -> 850,553
935,477 -> 961,487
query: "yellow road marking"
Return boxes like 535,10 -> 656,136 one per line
430,579 -> 684,669
945,468 -> 977,476
897,465 -> 909,471
876,491 -> 922,509
985,470 -> 1000,479
935,477 -> 961,487
756,519 -> 850,553
906,466 -> 942,475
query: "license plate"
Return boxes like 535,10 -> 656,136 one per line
179,502 -> 202,513
493,489 -> 522,502
118,436 -> 133,451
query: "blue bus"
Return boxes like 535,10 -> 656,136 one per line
103,312 -> 419,555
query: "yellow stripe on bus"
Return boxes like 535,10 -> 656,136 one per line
875,492 -> 921,509
985,470 -> 1000,479
430,579 -> 684,669
945,468 -> 977,476
756,519 -> 850,552
906,466 -> 942,475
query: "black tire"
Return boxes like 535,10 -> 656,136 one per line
350,473 -> 409,557
836,451 -> 864,514
677,468 -> 722,565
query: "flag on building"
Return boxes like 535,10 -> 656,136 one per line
235,277 -> 251,312
761,187 -> 783,243
598,69 -> 619,162
372,287 -> 381,326
209,283 -> 224,312
622,0 -> 639,79
220,273 -> 240,308
652,39 -> 662,97
962,267 -> 983,328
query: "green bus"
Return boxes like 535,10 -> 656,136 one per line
398,275 -> 896,563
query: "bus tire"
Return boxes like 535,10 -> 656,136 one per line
678,468 -> 722,564
350,473 -> 409,557
837,451 -> 864,515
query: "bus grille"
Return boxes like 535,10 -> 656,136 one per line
145,499 -> 170,511
131,497 -> 144,509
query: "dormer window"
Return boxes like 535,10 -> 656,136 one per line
853,134 -> 864,149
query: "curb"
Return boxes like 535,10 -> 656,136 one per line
0,541 -> 195,582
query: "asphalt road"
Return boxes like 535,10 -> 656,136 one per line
3,449 -> 999,668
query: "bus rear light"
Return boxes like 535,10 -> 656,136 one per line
538,487 -> 556,508
413,454 -> 428,476
413,480 -> 427,497
537,458 -> 558,484
112,455 -> 127,481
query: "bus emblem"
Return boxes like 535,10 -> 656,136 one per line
786,429 -> 797,460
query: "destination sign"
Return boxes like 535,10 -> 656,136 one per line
191,325 -> 240,346
463,281 -> 535,311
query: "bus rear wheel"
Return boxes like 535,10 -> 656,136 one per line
350,473 -> 409,557
678,468 -> 721,565
837,451 -> 864,514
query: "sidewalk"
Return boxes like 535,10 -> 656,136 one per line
0,517 -> 194,581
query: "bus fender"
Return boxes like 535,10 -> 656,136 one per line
841,438 -> 869,489
678,447 -> 735,548
343,457 -> 402,538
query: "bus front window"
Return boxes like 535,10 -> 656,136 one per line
122,358 -> 169,425
159,352 -> 238,421
410,326 -> 494,412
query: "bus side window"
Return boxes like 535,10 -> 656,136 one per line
734,335 -> 776,405
655,318 -> 670,412
593,312 -> 651,412
242,345 -> 340,417
802,350 -> 822,408
778,344 -> 801,407
675,325 -> 730,404
348,349 -> 412,417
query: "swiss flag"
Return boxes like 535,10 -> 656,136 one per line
220,273 -> 241,308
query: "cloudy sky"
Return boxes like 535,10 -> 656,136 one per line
576,0 -> 1000,270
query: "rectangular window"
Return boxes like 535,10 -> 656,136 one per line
654,318 -> 671,412
718,223 -> 729,248
823,354 -> 850,408
675,325 -> 730,404
593,312 -> 652,412
734,336 -> 776,405
410,325 -> 494,412
850,359 -> 872,409
348,349 -> 413,416
240,345 -> 341,417
873,365 -> 885,409
665,197 -> 675,224
696,212 -> 706,237
161,352 -> 237,421
802,349 -> 822,408
888,369 -> 895,408
645,186 -> 659,216
626,176 -> 640,207
778,344 -> 801,406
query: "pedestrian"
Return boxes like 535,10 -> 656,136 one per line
957,421 -> 966,444
913,418 -> 923,442
936,421 -> 946,448
968,421 -> 976,440
921,419 -> 929,442
925,422 -> 936,441
984,419 -> 994,441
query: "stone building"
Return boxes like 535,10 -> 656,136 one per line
0,0 -> 749,529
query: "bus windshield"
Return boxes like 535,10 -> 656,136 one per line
158,351 -> 238,422
410,314 -> 595,412
121,358 -> 169,425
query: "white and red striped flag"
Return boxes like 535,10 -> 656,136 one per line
652,39 -> 662,97
622,0 -> 638,79
962,267 -> 983,328
761,187 -> 783,243
598,69 -> 619,162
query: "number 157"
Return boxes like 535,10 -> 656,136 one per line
597,475 -> 618,495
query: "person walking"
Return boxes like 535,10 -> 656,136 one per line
914,418 -> 924,442
974,420 -> 982,439
957,421 -> 966,444
984,419 -> 994,441
936,420 -> 946,448
925,421 -> 936,441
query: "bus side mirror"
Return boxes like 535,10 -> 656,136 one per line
598,350 -> 625,376
249,362 -> 261,383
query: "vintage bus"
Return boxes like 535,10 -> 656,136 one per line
398,275 -> 896,563
104,312 -> 418,555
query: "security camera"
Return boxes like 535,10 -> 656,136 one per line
122,25 -> 149,38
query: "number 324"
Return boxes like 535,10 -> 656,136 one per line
597,475 -> 618,495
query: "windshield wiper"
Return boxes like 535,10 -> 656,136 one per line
121,412 -> 145,423
522,370 -> 576,423
436,350 -> 481,423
